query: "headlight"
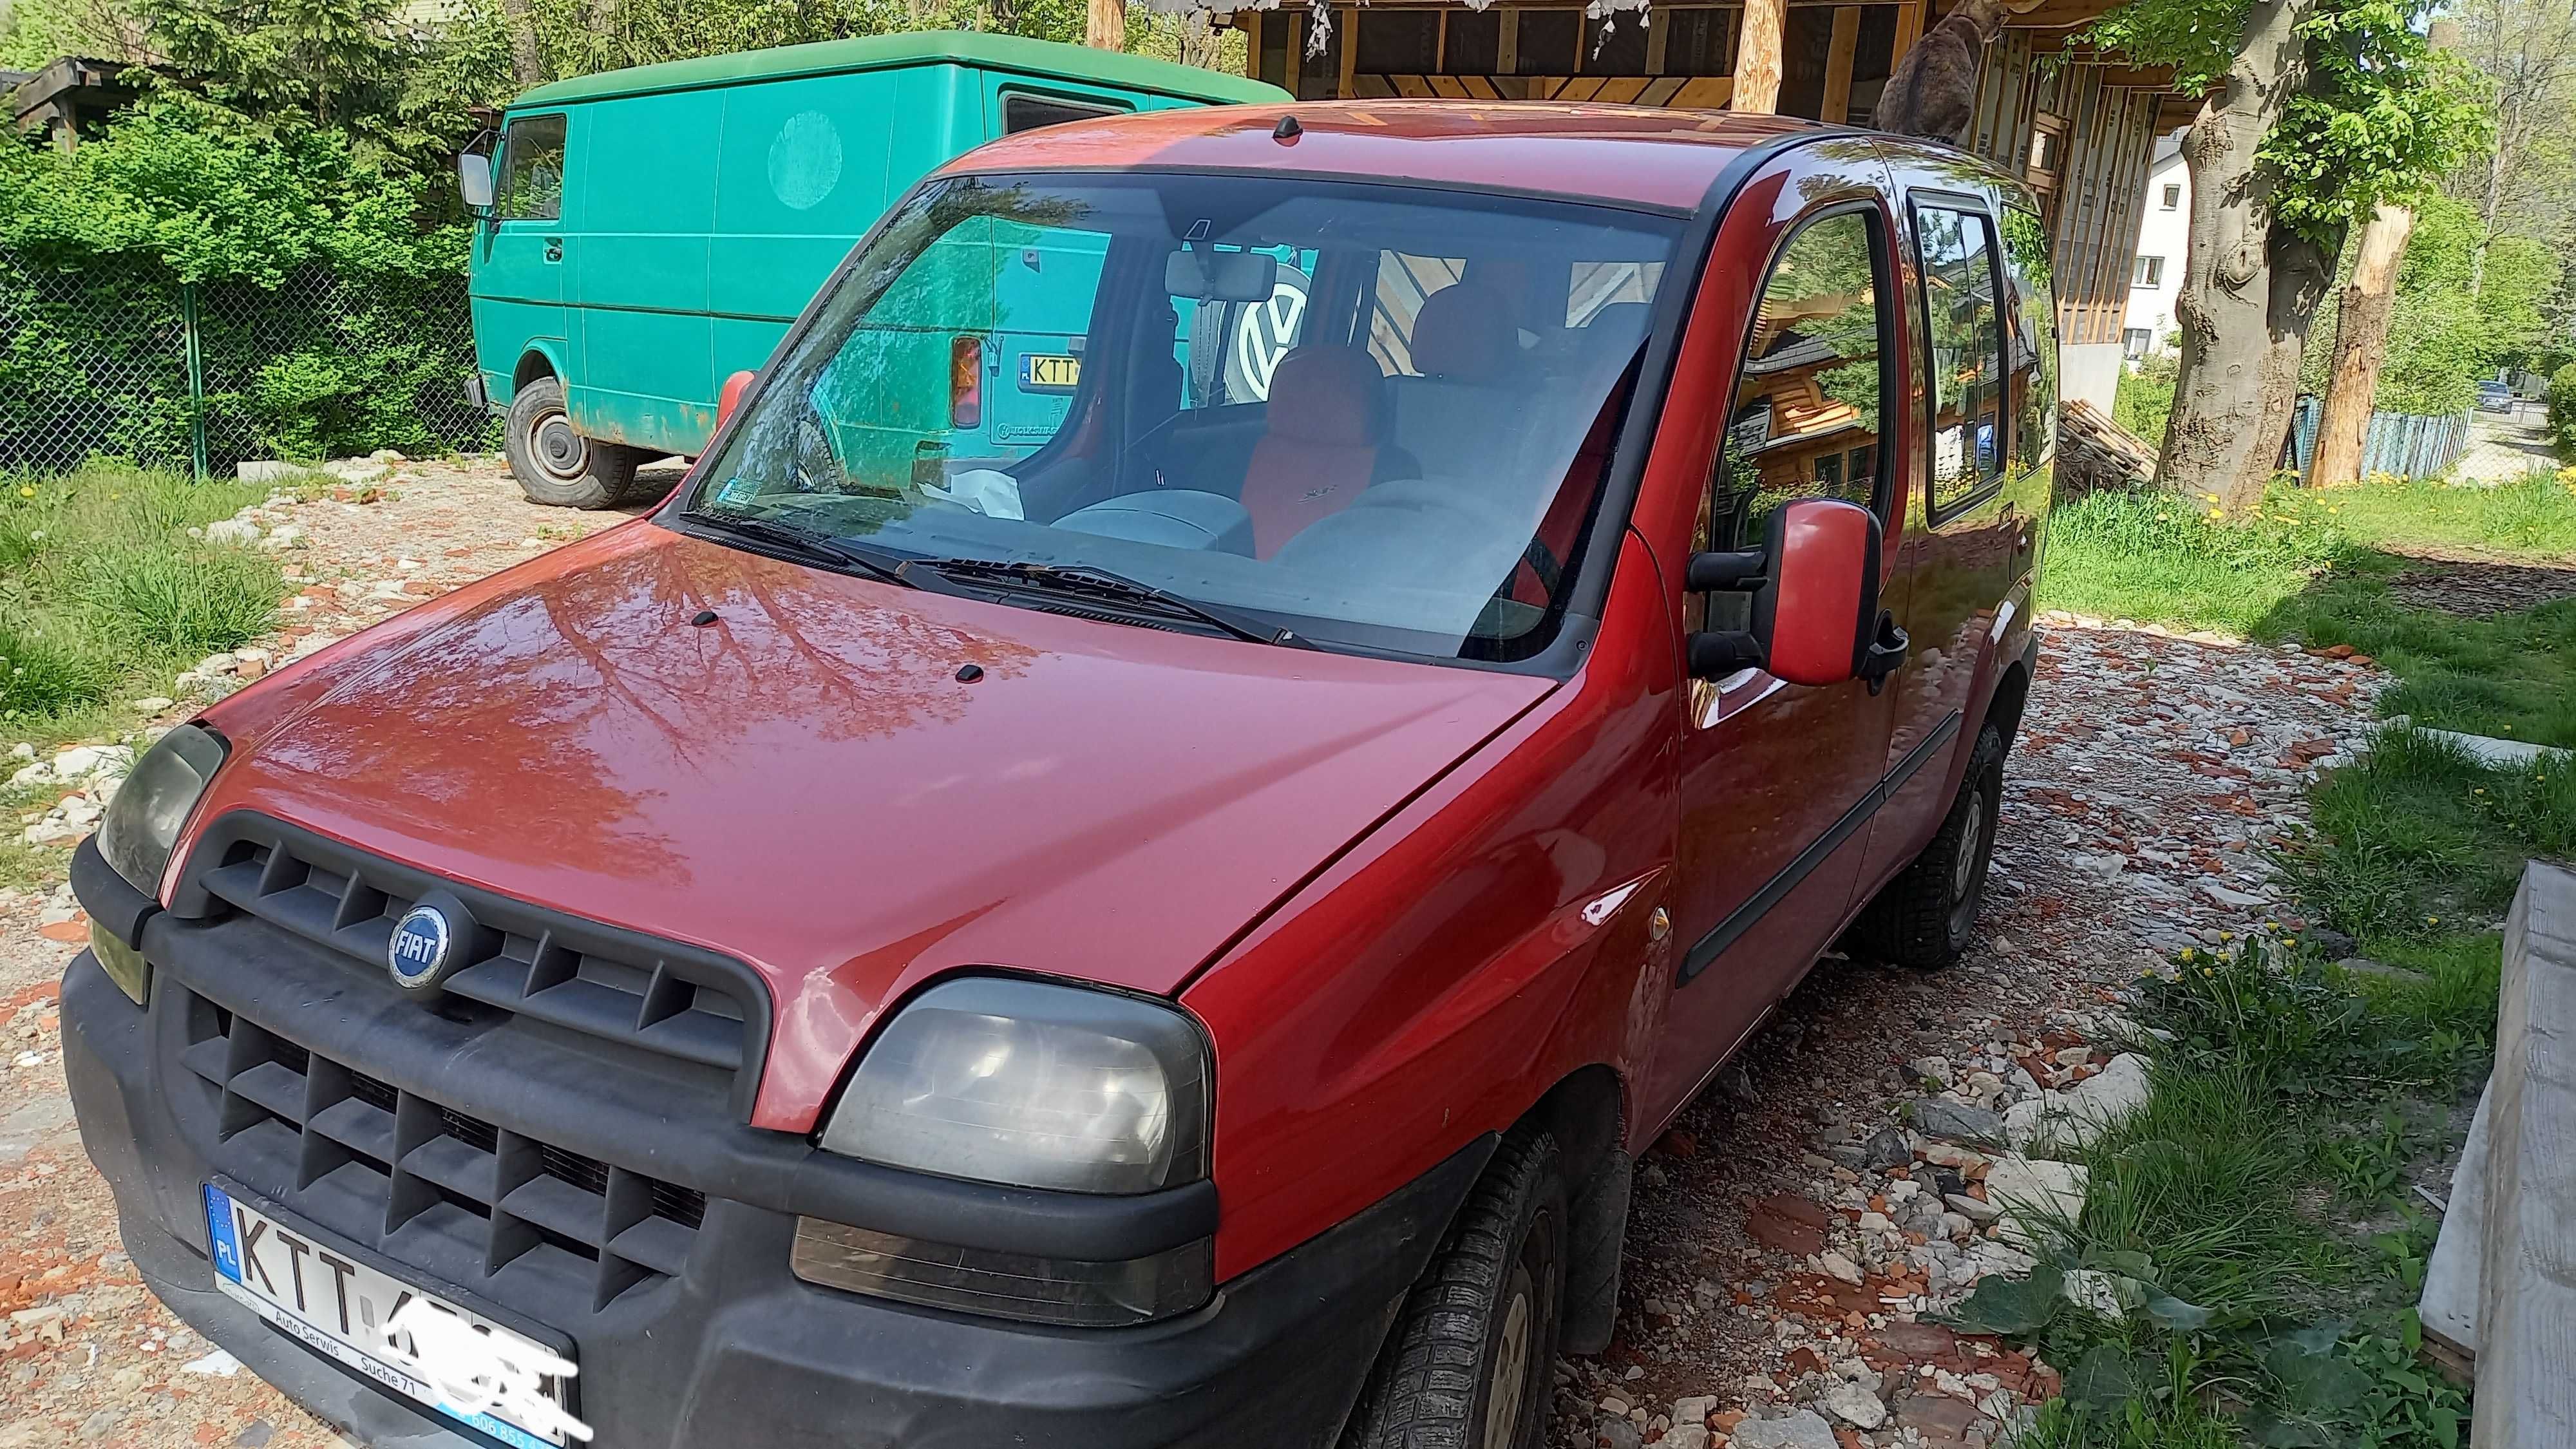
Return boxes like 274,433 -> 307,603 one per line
817,976 -> 1209,1194
799,978 -> 1215,1325
97,724 -> 227,898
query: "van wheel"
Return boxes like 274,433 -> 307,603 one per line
1848,722 -> 2006,970
1341,1130 -> 1566,1449
506,377 -> 638,509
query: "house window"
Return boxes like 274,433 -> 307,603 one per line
2123,327 -> 2153,360
2160,183 -> 2182,210
2131,255 -> 2165,288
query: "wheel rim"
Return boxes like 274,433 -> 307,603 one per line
527,407 -> 589,483
1947,787 -> 1989,938
1483,1264 -> 1535,1449
1952,790 -> 1985,902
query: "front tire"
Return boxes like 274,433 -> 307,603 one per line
505,375 -> 639,509
1342,1130 -> 1567,1449
1848,721 -> 2006,969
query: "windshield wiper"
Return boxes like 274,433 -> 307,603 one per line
902,557 -> 1316,650
682,509 -> 916,589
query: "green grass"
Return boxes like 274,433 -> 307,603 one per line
1949,937 -> 2484,1448
0,463 -> 293,734
2041,477 -> 2576,747
2278,726 -> 2576,941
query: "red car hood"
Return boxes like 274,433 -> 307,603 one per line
191,523 -> 1553,1129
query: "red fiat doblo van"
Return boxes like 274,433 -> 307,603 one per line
63,104 -> 2051,1449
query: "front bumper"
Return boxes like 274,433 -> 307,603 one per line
62,904 -> 1488,1448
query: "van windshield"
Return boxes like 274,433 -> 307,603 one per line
680,171 -> 1681,663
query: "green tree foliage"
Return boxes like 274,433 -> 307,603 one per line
2259,0 -> 2493,243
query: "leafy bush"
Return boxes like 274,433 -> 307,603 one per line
2548,361 -> 2576,463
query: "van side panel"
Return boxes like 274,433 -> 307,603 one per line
569,88 -> 724,454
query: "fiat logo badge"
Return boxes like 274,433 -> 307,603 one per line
387,905 -> 455,992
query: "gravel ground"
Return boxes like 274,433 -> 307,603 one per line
1,462 -> 2385,1448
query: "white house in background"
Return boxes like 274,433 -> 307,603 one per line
2123,133 -> 2189,362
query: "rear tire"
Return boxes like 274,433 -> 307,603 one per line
1848,722 -> 2006,970
1341,1130 -> 1567,1449
505,375 -> 638,509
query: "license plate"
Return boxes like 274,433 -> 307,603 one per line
204,1184 -> 589,1448
1019,353 -> 1080,392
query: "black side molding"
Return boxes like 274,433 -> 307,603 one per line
1677,710 -> 1961,985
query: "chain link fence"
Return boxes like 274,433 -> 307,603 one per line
1,247 -> 498,479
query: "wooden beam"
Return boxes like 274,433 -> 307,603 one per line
1338,5 -> 1359,94
1645,5 -> 1670,75
1498,8 -> 1520,73
1821,6 -> 1861,122
1735,0 -> 1786,111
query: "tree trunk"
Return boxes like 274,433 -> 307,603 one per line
2155,0 -> 2315,512
499,0 -> 545,85
2249,225 -> 2342,488
2309,203 -> 2416,486
1736,0 -> 1786,112
1086,0 -> 1126,51
1179,10 -> 1222,69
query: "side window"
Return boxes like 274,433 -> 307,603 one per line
2001,205 -> 2058,470
495,114 -> 567,222
1914,204 -> 2005,515
1002,92 -> 1126,134
1708,209 -> 1888,556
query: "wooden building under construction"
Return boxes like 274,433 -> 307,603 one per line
1191,0 -> 2197,411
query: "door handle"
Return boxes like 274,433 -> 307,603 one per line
544,238 -> 563,263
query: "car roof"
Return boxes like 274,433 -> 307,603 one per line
511,30 -> 1289,109
937,101 -> 1839,213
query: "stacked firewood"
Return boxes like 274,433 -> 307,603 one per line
2052,398 -> 2160,498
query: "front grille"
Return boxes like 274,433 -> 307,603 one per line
180,987 -> 708,1311
176,814 -> 766,1115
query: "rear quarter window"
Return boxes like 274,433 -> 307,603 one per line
2000,205 -> 2058,471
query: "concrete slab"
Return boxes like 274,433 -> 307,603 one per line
2423,728 -> 2574,772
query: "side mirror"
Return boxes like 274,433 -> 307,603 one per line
1686,497 -> 1906,688
717,370 -> 757,428
457,151 -> 494,213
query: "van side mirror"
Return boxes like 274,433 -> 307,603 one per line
1686,498 -> 1907,690
457,151 -> 495,213
717,370 -> 757,428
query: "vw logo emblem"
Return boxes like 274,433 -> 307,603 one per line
388,904 -> 456,992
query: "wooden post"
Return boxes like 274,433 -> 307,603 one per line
1338,5 -> 1358,94
1820,6 -> 1861,123
1086,0 -> 1126,52
2309,202 -> 2416,487
1735,0 -> 1786,111
1891,0 -> 1926,65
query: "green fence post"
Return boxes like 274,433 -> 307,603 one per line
182,279 -> 208,482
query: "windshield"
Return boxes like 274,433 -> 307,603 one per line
679,171 -> 1681,663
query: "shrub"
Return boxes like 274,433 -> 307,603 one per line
2547,361 -> 2576,463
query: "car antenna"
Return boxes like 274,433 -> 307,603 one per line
1273,115 -> 1302,142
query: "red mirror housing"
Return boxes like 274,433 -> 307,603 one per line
717,370 -> 757,429
1755,498 -> 1881,687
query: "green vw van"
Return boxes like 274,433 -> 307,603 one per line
459,32 -> 1285,507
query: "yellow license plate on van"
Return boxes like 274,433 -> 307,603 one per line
1019,355 -> 1080,392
